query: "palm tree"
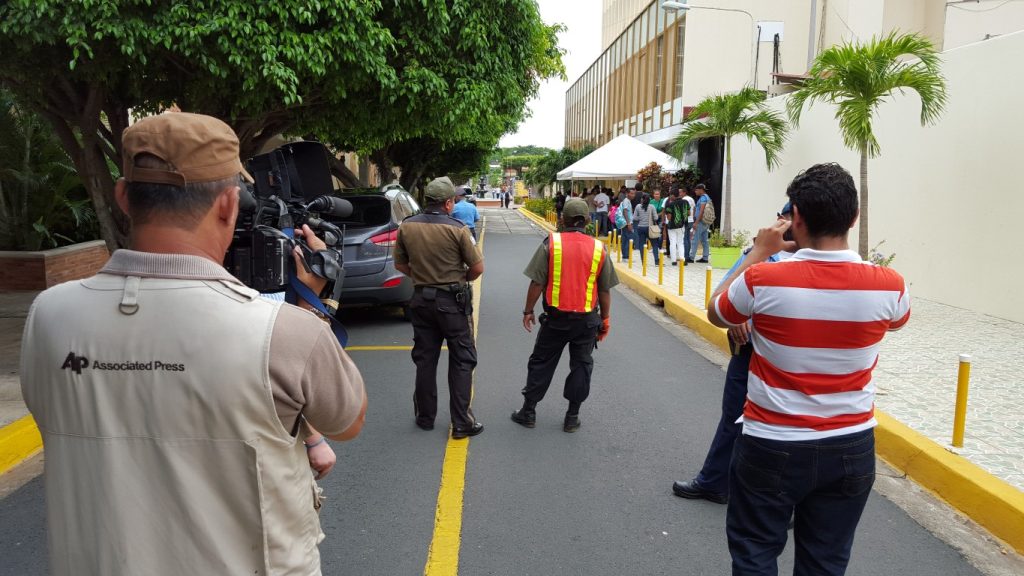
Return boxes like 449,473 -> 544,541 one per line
788,31 -> 947,259
671,87 -> 788,241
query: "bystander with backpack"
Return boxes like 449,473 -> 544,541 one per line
689,184 -> 714,263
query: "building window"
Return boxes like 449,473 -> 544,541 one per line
674,23 -> 686,100
655,35 -> 664,105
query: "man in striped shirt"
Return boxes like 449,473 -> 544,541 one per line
708,163 -> 911,576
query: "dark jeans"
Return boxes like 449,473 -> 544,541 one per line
727,429 -> 876,576
618,227 -> 636,260
693,343 -> 752,495
683,222 -> 693,261
596,213 -> 608,236
521,312 -> 601,411
410,289 -> 477,429
649,235 -> 662,265
636,226 -> 650,257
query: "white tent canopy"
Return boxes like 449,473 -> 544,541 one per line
556,135 -> 685,181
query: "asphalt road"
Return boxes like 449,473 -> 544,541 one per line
0,209 -> 986,575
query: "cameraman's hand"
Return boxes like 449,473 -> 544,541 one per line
293,224 -> 328,296
306,438 -> 336,480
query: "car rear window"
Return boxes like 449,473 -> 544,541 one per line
331,195 -> 391,227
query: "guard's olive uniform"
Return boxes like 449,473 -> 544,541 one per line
394,178 -> 483,433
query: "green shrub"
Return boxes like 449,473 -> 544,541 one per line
523,197 -> 554,216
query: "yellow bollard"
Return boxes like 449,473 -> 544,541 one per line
641,244 -> 648,277
628,239 -> 633,269
951,354 -> 973,448
678,258 -> 684,296
658,253 -> 664,285
704,265 -> 713,309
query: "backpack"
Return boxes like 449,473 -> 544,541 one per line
667,200 -> 688,229
614,205 -> 626,229
608,205 -> 618,226
701,198 -> 716,225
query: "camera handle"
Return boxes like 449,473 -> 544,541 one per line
281,225 -> 349,348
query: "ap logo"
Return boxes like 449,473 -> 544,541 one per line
61,352 -> 89,375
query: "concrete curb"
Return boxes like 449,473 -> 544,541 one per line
611,262 -> 1024,554
0,415 -> 42,476
516,207 -> 554,230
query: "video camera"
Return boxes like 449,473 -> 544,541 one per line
224,141 -> 353,316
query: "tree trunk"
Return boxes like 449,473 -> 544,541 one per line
327,154 -> 364,188
370,149 -> 395,186
859,147 -> 869,259
723,136 -> 733,241
399,163 -> 426,195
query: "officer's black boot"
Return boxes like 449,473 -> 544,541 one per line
563,402 -> 581,433
510,401 -> 537,428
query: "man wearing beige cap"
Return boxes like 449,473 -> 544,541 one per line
20,112 -> 367,576
394,176 -> 484,439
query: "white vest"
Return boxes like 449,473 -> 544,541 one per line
21,271 -> 322,576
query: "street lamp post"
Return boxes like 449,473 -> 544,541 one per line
661,2 -> 757,88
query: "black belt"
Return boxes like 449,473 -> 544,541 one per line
415,283 -> 464,293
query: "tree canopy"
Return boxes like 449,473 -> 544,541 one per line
0,0 -> 564,248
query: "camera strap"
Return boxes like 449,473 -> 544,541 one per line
282,227 -> 350,348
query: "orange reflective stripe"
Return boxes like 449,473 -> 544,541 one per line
583,240 -> 604,312
549,233 -> 563,308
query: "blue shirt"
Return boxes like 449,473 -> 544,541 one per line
695,195 -> 709,220
451,200 -> 479,229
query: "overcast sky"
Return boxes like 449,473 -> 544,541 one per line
499,0 -> 603,150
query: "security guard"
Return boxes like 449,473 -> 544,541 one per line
394,176 -> 485,439
512,198 -> 619,432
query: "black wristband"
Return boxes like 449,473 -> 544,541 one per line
523,310 -> 534,315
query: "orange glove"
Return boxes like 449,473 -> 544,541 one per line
596,317 -> 610,342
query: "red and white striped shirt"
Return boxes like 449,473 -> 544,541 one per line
715,249 -> 911,441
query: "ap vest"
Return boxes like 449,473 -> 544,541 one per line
545,232 -> 606,313
21,269 -> 323,576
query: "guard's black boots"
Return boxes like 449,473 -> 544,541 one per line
510,408 -> 536,428
563,412 -> 581,433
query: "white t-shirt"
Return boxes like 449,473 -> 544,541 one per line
683,196 -> 696,223
594,193 -> 609,212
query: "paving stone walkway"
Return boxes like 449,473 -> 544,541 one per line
611,237 -> 1024,492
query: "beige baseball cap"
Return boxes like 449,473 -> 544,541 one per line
121,112 -> 254,186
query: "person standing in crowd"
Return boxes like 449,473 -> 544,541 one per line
555,190 -> 567,220
451,188 -> 481,241
20,113 -> 367,576
689,184 -> 711,263
672,203 -> 793,504
634,193 -> 660,266
681,186 -> 696,262
594,186 -> 610,237
651,187 -> 668,255
395,176 -> 485,439
512,198 -> 619,432
664,187 -> 690,266
585,185 -> 599,229
709,163 -> 911,576
614,187 -> 636,260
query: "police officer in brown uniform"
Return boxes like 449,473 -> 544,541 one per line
394,176 -> 485,439
512,198 -> 619,432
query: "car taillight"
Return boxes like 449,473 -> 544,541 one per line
381,277 -> 403,288
369,229 -> 398,247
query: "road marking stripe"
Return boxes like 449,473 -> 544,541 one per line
0,415 -> 43,476
423,218 -> 485,576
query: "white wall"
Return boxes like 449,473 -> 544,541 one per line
681,0 -> 814,105
728,29 -> 1024,323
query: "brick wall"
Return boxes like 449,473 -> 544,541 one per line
0,241 -> 110,291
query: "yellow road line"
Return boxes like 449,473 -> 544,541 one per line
423,217 -> 485,576
0,415 -> 43,476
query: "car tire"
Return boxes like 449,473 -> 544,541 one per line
401,304 -> 413,322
